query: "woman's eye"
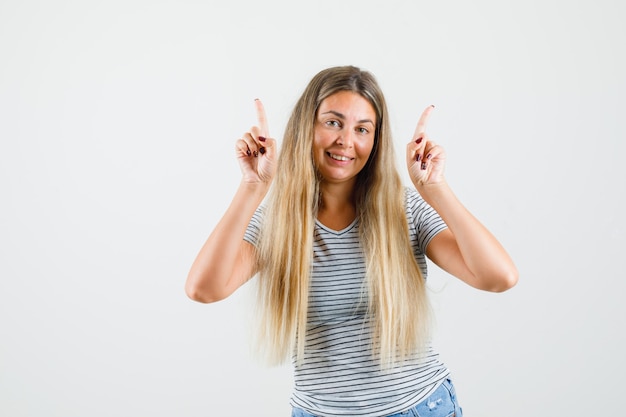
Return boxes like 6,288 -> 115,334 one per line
326,120 -> 340,127
357,127 -> 369,134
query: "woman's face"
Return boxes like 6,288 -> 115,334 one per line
312,90 -> 377,188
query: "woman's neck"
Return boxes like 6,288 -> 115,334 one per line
317,182 -> 357,231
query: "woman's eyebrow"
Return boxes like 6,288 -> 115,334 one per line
320,110 -> 374,125
321,110 -> 345,119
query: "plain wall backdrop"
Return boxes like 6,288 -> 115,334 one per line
1,0 -> 624,416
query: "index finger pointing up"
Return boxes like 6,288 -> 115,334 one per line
413,105 -> 435,139
255,98 -> 270,138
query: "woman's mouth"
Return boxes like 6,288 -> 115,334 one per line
327,152 -> 353,161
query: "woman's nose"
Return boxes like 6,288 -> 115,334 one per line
336,129 -> 354,147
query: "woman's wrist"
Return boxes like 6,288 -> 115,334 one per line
413,179 -> 451,206
238,179 -> 271,201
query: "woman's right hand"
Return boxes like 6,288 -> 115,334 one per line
236,99 -> 277,184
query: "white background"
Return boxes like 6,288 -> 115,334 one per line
1,0 -> 624,416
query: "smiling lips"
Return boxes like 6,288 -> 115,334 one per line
327,152 -> 353,162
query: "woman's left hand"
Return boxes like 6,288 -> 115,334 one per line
406,105 -> 446,186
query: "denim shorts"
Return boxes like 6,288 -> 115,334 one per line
291,378 -> 463,417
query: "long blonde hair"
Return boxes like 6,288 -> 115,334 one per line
256,66 -> 431,367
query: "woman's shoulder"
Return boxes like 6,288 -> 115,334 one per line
403,186 -> 441,223
404,186 -> 425,209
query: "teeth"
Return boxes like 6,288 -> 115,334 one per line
329,153 -> 350,161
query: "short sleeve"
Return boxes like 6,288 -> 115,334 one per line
405,187 -> 448,255
243,205 -> 265,247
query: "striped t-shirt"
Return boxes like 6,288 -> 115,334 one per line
244,188 -> 450,417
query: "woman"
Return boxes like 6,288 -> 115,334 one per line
186,66 -> 518,417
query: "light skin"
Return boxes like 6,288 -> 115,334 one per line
406,106 -> 518,292
185,92 -> 517,303
313,91 -> 376,231
185,99 -> 274,303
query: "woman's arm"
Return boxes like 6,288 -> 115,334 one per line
406,106 -> 518,292
418,182 -> 518,292
185,99 -> 276,302
185,182 -> 268,303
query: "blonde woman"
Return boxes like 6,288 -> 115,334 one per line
186,66 -> 518,417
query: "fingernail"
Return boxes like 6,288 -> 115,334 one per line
421,162 -> 427,170
416,154 -> 422,162
253,151 -> 258,157
254,98 -> 259,101
259,136 -> 266,142
427,153 -> 432,160
259,147 -> 266,155
415,137 -> 422,144
246,150 -> 251,156
431,104 -> 435,108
